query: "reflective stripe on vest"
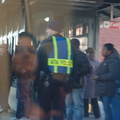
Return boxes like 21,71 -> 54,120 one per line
48,36 -> 73,74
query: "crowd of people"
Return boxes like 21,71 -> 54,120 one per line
0,19 -> 120,120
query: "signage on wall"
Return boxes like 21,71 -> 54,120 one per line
101,21 -> 120,29
109,22 -> 119,28
103,21 -> 109,28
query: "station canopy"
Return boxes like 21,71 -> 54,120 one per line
98,0 -> 120,21
0,0 -> 120,22
29,0 -> 120,21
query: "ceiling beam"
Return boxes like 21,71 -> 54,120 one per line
115,5 -> 120,10
98,4 -> 110,11
31,2 -> 93,11
30,0 -> 100,7
98,11 -> 116,18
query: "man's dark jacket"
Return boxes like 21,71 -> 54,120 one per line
36,34 -> 91,88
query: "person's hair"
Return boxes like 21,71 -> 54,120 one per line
104,43 -> 114,52
86,47 -> 95,54
70,39 -> 80,49
19,32 -> 37,48
104,43 -> 120,59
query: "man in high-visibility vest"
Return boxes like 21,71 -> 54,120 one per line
33,20 -> 90,120
33,19 -> 74,120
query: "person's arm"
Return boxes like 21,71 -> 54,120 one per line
32,43 -> 45,90
98,60 -> 119,81
78,52 -> 91,76
12,54 -> 23,76
96,59 -> 100,69
33,43 -> 45,72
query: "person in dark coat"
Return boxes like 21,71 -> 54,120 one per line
92,43 -> 120,120
33,19 -> 75,120
84,48 -> 100,118
65,39 -> 91,120
0,44 -> 11,113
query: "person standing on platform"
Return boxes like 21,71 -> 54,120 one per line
65,39 -> 91,120
84,47 -> 100,119
33,19 -> 75,120
93,43 -> 120,120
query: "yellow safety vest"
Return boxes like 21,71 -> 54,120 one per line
48,36 -> 73,74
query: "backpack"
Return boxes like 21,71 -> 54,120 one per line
68,48 -> 91,88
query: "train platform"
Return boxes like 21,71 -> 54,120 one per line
0,87 -> 105,120
0,105 -> 105,120
0,112 -> 104,120
0,109 -> 15,120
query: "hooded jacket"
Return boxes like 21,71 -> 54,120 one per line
95,50 -> 120,96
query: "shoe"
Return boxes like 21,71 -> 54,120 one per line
95,116 -> 100,119
84,114 -> 89,117
0,106 -> 10,113
10,116 -> 31,120
10,117 -> 18,120
23,117 -> 31,120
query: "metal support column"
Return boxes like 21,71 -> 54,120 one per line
21,0 -> 32,33
25,0 -> 32,33
21,0 -> 26,31
94,15 -> 100,58
88,18 -> 94,47
64,15 -> 70,38
110,4 -> 114,20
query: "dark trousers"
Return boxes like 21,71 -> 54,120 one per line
16,79 -> 31,119
37,79 -> 67,120
84,98 -> 100,118
16,100 -> 24,119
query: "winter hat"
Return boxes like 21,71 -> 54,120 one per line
86,47 -> 95,54
47,19 -> 62,33
71,39 -> 80,49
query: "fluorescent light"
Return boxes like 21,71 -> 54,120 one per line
45,17 -> 50,22
2,0 -> 5,4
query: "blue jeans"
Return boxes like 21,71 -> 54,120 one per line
102,93 -> 120,120
65,88 -> 84,120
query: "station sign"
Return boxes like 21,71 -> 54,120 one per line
102,21 -> 120,29
109,22 -> 119,28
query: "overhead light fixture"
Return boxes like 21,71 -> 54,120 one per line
2,0 -> 5,4
45,17 -> 50,22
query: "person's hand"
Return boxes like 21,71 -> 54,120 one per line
92,76 -> 99,80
